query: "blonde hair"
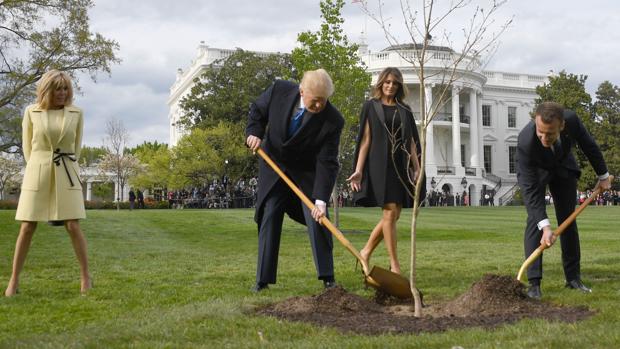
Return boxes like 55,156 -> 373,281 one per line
36,70 -> 74,109
371,67 -> 407,101
300,68 -> 334,98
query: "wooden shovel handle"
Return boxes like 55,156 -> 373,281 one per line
256,148 -> 370,274
517,175 -> 614,282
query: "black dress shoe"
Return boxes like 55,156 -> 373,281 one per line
250,283 -> 268,293
565,279 -> 592,293
527,285 -> 542,300
323,280 -> 337,289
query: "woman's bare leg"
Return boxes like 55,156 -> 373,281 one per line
381,203 -> 402,274
5,222 -> 37,297
64,220 -> 91,293
360,220 -> 383,266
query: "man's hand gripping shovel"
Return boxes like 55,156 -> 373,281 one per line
517,175 -> 614,282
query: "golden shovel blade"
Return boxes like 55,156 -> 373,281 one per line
366,266 -> 413,299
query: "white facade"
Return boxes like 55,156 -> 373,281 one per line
169,42 -> 548,205
168,41 -> 279,147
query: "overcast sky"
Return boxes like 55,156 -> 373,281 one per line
74,0 -> 620,148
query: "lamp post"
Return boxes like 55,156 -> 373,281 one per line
223,159 -> 229,188
461,176 -> 468,206
431,177 -> 437,190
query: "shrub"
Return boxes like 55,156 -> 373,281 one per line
83,200 -> 169,209
0,200 -> 18,209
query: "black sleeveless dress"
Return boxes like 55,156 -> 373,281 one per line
383,104 -> 408,205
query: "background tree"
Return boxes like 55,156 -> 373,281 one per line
179,50 -> 292,181
291,0 -> 371,225
169,123 -> 248,189
593,81 -> 620,189
360,0 -> 511,316
91,182 -> 113,201
98,119 -> 140,208
79,146 -> 108,167
0,92 -> 30,155
179,50 -> 293,130
128,141 -> 168,156
0,0 -> 120,154
535,71 -> 597,190
130,142 -> 172,193
0,156 -> 21,200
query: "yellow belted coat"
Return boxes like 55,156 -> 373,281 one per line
15,104 -> 86,222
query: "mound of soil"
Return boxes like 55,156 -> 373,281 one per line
257,274 -> 594,335
437,274 -> 533,316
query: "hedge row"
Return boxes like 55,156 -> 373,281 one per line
0,200 -> 170,210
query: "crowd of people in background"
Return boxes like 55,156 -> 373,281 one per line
154,177 -> 259,209
578,190 -> 620,206
425,190 -> 471,207
130,184 -> 620,209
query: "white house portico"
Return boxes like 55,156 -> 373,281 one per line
169,42 -> 547,205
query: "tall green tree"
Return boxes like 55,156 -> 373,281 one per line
535,71 -> 597,189
131,144 -> 171,192
128,141 -> 168,156
179,50 -> 293,130
0,0 -> 120,154
169,122 -> 250,189
593,81 -> 620,188
79,146 -> 108,167
291,0 -> 371,224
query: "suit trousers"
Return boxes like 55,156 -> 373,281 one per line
256,179 -> 334,285
525,172 -> 580,283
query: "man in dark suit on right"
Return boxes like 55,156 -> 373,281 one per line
517,101 -> 611,299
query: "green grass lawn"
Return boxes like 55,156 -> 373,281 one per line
1,206 -> 619,348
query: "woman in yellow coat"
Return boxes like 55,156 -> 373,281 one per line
5,70 -> 92,297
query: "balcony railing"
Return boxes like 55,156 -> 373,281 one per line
465,167 -> 476,176
433,113 -> 470,124
437,166 -> 455,175
412,112 -> 470,124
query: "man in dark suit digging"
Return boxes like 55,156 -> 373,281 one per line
517,101 -> 611,299
245,69 -> 344,292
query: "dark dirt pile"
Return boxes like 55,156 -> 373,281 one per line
256,274 -> 594,335
437,274 -> 533,316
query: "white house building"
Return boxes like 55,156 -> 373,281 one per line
169,42 -> 548,206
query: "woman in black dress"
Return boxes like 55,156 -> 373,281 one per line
348,67 -> 423,274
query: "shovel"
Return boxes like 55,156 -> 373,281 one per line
516,175 -> 614,282
256,148 -> 413,299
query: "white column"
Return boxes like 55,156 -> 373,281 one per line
478,97 -> 484,175
424,84 -> 435,168
86,181 -> 92,201
469,89 -> 479,170
452,86 -> 461,169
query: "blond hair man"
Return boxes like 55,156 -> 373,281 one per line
245,69 -> 343,293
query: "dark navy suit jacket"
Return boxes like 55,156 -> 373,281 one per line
516,110 -> 607,224
245,80 -> 344,225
